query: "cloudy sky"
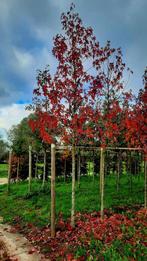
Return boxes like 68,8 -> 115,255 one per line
0,0 -> 146,139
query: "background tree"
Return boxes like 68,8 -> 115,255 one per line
8,114 -> 43,180
125,68 -> 147,151
0,136 -> 8,163
89,40 -> 133,147
125,67 -> 147,207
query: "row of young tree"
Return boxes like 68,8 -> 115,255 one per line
26,5 -> 146,229
8,123 -> 143,182
7,5 -> 146,237
27,4 -> 146,154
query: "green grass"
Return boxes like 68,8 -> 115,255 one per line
0,163 -> 8,178
75,240 -> 147,261
0,174 -> 144,227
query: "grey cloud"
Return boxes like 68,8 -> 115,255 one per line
0,0 -> 146,108
74,0 -> 147,90
0,0 -> 61,107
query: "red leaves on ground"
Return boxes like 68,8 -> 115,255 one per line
11,208 -> 147,260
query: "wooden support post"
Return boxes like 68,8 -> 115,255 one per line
42,150 -> 46,188
77,151 -> 81,188
99,151 -> 102,195
144,157 -> 147,209
64,158 -> 66,183
51,144 -> 56,237
28,145 -> 32,193
7,149 -> 12,193
16,157 -> 20,182
100,148 -> 105,219
71,145 -> 76,227
93,151 -> 95,182
117,152 -> 121,192
117,159 -> 120,192
35,154 -> 38,179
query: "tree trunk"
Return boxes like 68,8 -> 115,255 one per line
77,151 -> 81,188
100,148 -> 105,219
117,152 -> 121,192
28,145 -> 32,193
93,152 -> 95,182
16,157 -> 20,182
99,152 -> 102,195
71,145 -> 76,227
35,154 -> 38,179
117,160 -> 120,192
64,158 -> 66,183
42,150 -> 46,188
7,149 -> 12,193
51,144 -> 56,237
129,152 -> 132,191
144,157 -> 147,209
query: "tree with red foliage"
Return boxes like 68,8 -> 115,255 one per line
125,67 -> 147,208
28,4 -> 100,228
125,68 -> 147,152
28,4 -> 133,228
90,40 -> 133,147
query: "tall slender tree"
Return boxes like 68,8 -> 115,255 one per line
28,4 -> 102,227
28,4 -> 133,226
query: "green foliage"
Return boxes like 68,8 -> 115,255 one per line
0,136 -> 8,162
0,164 -> 8,178
87,161 -> 94,176
8,114 -> 42,156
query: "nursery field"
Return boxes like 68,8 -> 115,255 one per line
0,174 -> 144,225
0,173 -> 146,260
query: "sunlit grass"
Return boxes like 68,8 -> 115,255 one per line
0,173 -> 144,227
0,163 -> 8,178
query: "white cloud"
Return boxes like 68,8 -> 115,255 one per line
11,46 -> 56,83
13,47 -> 34,71
0,103 -> 32,132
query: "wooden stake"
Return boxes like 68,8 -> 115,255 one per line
28,145 -> 32,193
71,145 -> 76,227
51,144 -> 56,237
64,158 -> 66,183
117,152 -> 121,192
42,150 -> 46,188
7,149 -> 12,193
99,151 -> 102,195
144,157 -> 147,209
100,148 -> 105,219
35,154 -> 38,179
93,151 -> 95,182
77,151 -> 81,188
16,157 -> 20,182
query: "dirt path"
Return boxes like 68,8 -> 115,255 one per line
0,224 -> 48,261
0,178 -> 8,185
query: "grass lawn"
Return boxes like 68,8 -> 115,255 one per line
0,173 -> 146,260
0,164 -> 8,178
0,174 -> 144,226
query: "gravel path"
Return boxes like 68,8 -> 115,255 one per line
0,239 -> 10,260
0,224 -> 48,261
0,178 -> 8,185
